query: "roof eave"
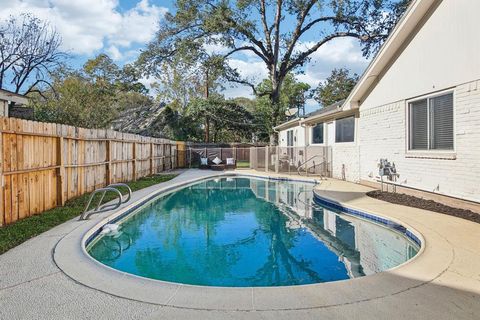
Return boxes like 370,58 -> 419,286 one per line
0,89 -> 29,105
273,117 -> 304,131
343,0 -> 437,109
301,108 -> 357,125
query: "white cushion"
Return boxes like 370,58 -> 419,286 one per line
226,158 -> 235,165
200,157 -> 208,165
212,157 -> 222,165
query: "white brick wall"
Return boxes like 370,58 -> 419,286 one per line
332,145 -> 360,182
358,80 -> 480,202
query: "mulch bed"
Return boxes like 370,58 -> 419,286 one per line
366,190 -> 480,224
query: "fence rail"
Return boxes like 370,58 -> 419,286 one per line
250,146 -> 332,177
182,145 -> 332,177
0,117 -> 177,227
186,147 -> 252,168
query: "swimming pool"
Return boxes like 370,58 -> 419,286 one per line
87,176 -> 419,287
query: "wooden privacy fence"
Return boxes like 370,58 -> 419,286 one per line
0,117 -> 178,227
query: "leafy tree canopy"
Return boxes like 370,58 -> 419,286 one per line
313,68 -> 359,107
254,73 -> 310,140
32,54 -> 151,128
142,0 -> 411,142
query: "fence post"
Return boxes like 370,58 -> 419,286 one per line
189,147 -> 192,168
249,147 -> 255,169
170,143 -> 173,169
132,141 -> 137,181
0,130 -> 4,226
56,136 -> 66,206
304,146 -> 308,176
163,143 -> 166,171
275,146 -> 279,173
106,139 -> 112,185
265,146 -> 268,173
150,142 -> 154,175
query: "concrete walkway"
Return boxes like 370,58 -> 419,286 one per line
0,169 -> 479,319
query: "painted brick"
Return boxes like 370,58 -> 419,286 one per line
357,80 -> 480,202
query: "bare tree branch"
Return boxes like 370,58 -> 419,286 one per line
0,14 -> 66,94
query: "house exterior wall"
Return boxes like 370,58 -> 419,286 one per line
359,80 -> 480,202
357,1 -> 480,202
331,145 -> 360,182
361,0 -> 480,109
278,124 -> 306,147
306,117 -> 360,182
277,116 -> 361,181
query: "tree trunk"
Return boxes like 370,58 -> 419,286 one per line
205,117 -> 210,143
269,78 -> 282,145
204,68 -> 210,143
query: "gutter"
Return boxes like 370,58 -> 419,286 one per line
273,117 -> 304,131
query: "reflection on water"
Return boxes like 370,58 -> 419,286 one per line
88,177 -> 419,287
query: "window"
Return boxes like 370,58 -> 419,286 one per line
311,123 -> 324,144
335,116 -> 355,143
409,92 -> 453,150
286,130 -> 294,146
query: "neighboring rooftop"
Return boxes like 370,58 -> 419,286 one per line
0,88 -> 29,105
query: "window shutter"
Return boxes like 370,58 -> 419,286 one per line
430,93 -> 454,150
410,99 -> 428,150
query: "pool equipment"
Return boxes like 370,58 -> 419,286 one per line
378,159 -> 399,192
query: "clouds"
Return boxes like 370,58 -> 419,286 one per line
1,0 -> 369,110
223,58 -> 269,99
297,37 -> 369,88
223,37 -> 369,110
0,0 -> 167,60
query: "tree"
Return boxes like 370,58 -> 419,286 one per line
187,95 -> 254,142
144,0 -> 410,143
253,74 -> 310,141
139,42 -> 230,142
31,54 -> 150,128
313,68 -> 359,107
32,70 -> 120,128
0,14 -> 65,96
84,54 -> 147,94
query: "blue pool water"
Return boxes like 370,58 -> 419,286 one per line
88,177 -> 419,287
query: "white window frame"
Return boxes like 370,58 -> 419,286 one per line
286,129 -> 294,146
405,89 -> 456,159
310,122 -> 325,146
334,115 -> 356,144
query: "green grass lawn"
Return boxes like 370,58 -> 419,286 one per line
236,161 -> 250,168
0,174 -> 177,255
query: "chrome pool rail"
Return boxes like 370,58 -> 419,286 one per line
297,155 -> 327,178
79,183 -> 132,220
107,183 -> 132,204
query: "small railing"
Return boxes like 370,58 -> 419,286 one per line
79,183 -> 132,220
297,155 -> 327,177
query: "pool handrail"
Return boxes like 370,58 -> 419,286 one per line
79,187 -> 124,220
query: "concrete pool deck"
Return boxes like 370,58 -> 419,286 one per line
0,169 -> 479,319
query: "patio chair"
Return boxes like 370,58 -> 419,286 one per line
210,157 -> 226,171
199,157 -> 210,169
225,157 -> 236,170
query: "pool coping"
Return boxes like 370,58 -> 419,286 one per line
53,170 -> 453,312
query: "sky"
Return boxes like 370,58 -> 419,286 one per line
1,0 -> 371,112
